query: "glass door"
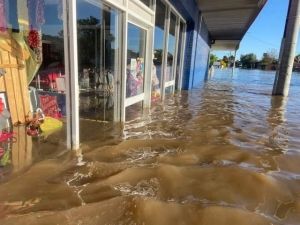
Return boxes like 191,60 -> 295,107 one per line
77,0 -> 121,122
152,0 -> 166,102
162,11 -> 179,98
124,22 -> 148,120
76,0 -> 121,142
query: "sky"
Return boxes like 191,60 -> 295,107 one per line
212,0 -> 299,60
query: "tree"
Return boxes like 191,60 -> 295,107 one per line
209,54 -> 218,67
222,56 -> 229,67
240,53 -> 257,69
261,53 -> 274,65
77,16 -> 100,70
260,49 -> 278,70
228,55 -> 236,67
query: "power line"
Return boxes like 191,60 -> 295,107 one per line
245,32 -> 279,48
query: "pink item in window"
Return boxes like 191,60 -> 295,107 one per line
0,0 -> 7,33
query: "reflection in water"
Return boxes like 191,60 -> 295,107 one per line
0,69 -> 300,225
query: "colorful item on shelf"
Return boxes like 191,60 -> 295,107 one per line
0,0 -> 7,33
40,116 -> 63,134
26,29 -> 42,63
25,108 -> 45,137
0,97 -> 4,114
0,94 -> 11,130
39,95 -> 61,118
0,131 -> 15,143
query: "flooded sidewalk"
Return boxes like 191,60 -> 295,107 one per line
0,69 -> 300,225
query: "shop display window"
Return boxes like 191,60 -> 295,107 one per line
126,23 -> 146,98
0,0 -> 67,140
0,0 -> 67,173
152,0 -> 166,101
77,0 -> 121,124
166,12 -> 176,82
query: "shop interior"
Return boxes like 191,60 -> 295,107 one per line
0,0 -> 67,176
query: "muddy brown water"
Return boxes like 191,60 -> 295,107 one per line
0,69 -> 300,225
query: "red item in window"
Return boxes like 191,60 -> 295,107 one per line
0,98 -> 4,114
28,30 -> 40,49
39,95 -> 61,118
48,72 -> 59,90
0,131 -> 15,143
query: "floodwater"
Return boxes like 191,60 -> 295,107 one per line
0,69 -> 300,225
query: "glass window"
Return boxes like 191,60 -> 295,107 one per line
126,23 -> 146,98
14,1 -> 66,135
77,0 -> 120,126
0,0 -> 67,169
139,0 -> 153,8
166,12 -> 177,82
152,0 -> 166,101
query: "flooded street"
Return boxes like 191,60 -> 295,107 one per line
0,69 -> 300,225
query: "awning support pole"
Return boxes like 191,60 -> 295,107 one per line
273,0 -> 300,96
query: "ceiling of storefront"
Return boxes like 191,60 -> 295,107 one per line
197,0 -> 267,50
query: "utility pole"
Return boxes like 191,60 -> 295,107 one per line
273,0 -> 300,96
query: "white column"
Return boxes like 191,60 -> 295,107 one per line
273,0 -> 300,96
63,0 -> 80,149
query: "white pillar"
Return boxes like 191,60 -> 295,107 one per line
63,0 -> 80,149
273,0 -> 300,96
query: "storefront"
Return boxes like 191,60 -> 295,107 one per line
73,0 -> 187,148
0,0 -> 67,150
0,0 -> 188,150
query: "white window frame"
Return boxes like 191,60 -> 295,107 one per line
154,0 -> 187,100
64,0 -> 155,149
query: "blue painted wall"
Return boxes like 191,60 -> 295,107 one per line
170,0 -> 211,90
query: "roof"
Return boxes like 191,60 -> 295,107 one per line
197,0 -> 268,50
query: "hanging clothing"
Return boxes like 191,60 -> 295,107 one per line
36,0 -> 45,27
17,0 -> 30,32
27,0 -> 45,30
58,0 -> 63,21
0,0 -> 7,33
8,0 -> 20,32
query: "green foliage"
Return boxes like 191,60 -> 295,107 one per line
240,53 -> 257,69
209,54 -> 218,67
